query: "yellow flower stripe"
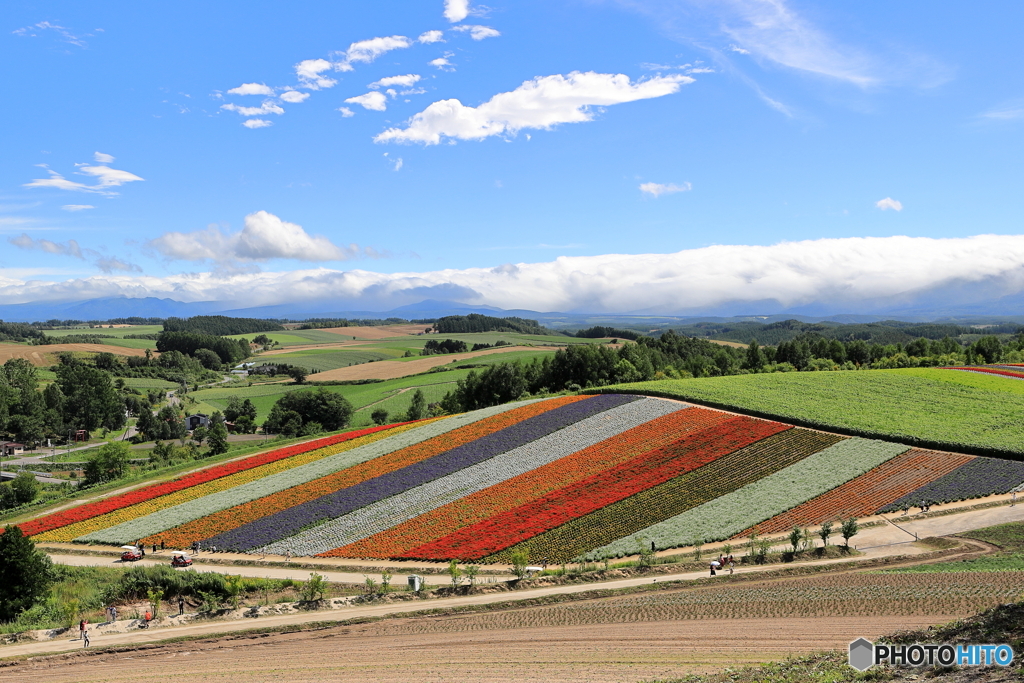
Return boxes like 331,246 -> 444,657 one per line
36,422 -> 427,542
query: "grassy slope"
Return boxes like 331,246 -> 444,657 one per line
595,369 -> 1024,456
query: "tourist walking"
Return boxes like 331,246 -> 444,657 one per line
79,619 -> 87,640
178,596 -> 185,616
82,625 -> 90,648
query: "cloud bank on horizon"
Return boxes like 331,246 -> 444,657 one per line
3,234 -> 1024,315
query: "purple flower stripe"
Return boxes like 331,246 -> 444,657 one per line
879,456 -> 1024,512
205,393 -> 639,551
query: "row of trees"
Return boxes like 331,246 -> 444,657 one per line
433,314 -> 550,335
163,315 -> 284,336
156,331 -> 251,366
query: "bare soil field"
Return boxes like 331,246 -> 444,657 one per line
1,614 -> 954,683
307,346 -> 549,381
0,343 -> 148,366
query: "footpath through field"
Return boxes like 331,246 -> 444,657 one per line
8,502 -> 1024,661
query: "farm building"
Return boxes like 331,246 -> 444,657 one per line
1,442 -> 25,457
186,414 -> 211,431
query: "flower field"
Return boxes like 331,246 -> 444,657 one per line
330,406 -> 734,559
746,448 -> 976,536
879,456 -> 1024,512
23,392 -> 1022,563
587,437 -> 910,559
144,395 -> 586,548
487,428 -> 844,564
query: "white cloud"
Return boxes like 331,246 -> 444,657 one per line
336,35 -> 413,71
242,118 -> 273,129
444,0 -> 470,22
62,204 -> 95,211
370,74 -> 421,89
384,153 -> 404,171
11,235 -> 1024,316
228,83 -> 275,96
24,161 -> 144,195
640,182 -> 692,197
430,56 -> 454,70
94,151 -> 114,163
418,30 -> 445,44
13,21 -> 86,48
279,90 -> 310,103
376,71 -> 692,145
295,58 -> 337,89
221,101 -> 285,116
338,107 -> 356,118
147,211 -> 366,263
8,234 -> 83,259
729,45 -> 750,55
876,197 -> 903,211
453,25 -> 500,41
346,91 -> 388,111
95,256 -> 141,273
979,101 -> 1024,121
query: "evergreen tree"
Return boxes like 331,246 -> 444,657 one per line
406,389 -> 427,421
0,525 -> 53,621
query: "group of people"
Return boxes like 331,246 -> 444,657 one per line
709,555 -> 735,576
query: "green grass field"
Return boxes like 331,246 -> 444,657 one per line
188,366 -> 480,422
122,377 -> 178,390
597,368 -> 1024,456
225,329 -> 349,346
41,325 -> 164,338
262,348 -> 403,371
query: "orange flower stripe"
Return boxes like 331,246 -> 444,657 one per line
35,422 -> 427,542
328,406 -> 732,559
143,394 -> 588,547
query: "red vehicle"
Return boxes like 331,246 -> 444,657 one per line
170,552 -> 193,568
120,545 -> 143,562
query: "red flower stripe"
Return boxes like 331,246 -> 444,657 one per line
404,415 -> 789,560
17,423 -> 410,538
323,406 -> 731,558
142,395 -> 588,548
742,448 -> 975,536
943,367 -> 1024,380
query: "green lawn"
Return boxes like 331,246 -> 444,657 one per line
594,368 -> 1024,456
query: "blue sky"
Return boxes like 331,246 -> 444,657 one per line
3,0 -> 1024,315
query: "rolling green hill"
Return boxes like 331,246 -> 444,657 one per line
592,368 -> 1024,457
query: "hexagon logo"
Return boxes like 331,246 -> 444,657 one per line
849,638 -> 874,671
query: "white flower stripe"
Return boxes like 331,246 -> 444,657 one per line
257,398 -> 683,556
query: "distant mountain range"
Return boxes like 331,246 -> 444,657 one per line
2,295 -> 1024,326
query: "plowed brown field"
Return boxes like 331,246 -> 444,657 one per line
307,346 -> 549,381
0,343 -> 148,366
0,615 -> 953,683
